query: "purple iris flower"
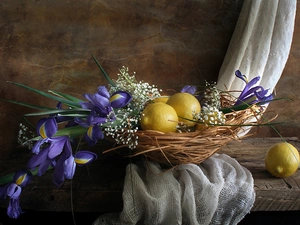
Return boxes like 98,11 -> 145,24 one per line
80,86 -> 132,116
64,151 -> 98,179
27,146 -> 55,176
52,150 -> 97,187
0,169 -> 32,219
76,86 -> 132,146
110,91 -> 132,108
27,136 -> 73,187
37,117 -> 57,138
181,85 -> 197,95
80,86 -> 111,110
75,115 -> 105,146
234,70 -> 273,106
32,117 -> 58,154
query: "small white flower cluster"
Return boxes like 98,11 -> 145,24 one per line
105,66 -> 163,148
17,123 -> 35,149
201,81 -> 221,109
104,108 -> 140,149
109,66 -> 162,111
194,81 -> 226,126
195,106 -> 226,125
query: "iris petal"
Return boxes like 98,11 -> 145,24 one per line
27,147 -> 49,169
13,169 -> 32,187
7,198 -> 23,219
6,184 -> 21,199
74,151 -> 97,165
181,85 -> 197,95
32,138 -> 48,154
38,159 -> 53,176
234,71 -> 272,106
64,156 -> 76,179
52,152 -> 67,187
37,117 -> 57,138
235,70 -> 247,83
48,136 -> 69,159
110,91 -> 132,108
238,77 -> 260,99
86,125 -> 104,146
97,86 -> 110,99
80,102 -> 94,110
93,93 -> 110,107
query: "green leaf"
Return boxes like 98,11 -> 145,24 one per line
48,90 -> 84,103
220,97 -> 293,114
92,55 -> 116,87
0,172 -> 15,186
7,81 -> 82,108
54,125 -> 88,138
220,104 -> 251,114
24,108 -> 91,117
1,99 -> 55,111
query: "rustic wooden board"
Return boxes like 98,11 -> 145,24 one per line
219,137 -> 300,211
0,137 -> 300,213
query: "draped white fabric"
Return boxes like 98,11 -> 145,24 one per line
93,154 -> 255,225
217,0 -> 296,95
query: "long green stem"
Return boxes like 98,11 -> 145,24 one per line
92,55 -> 116,87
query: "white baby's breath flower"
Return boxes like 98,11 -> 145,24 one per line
18,123 -> 35,149
109,66 -> 162,111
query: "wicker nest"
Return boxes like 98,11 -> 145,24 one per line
131,106 -> 263,166
104,93 -> 272,166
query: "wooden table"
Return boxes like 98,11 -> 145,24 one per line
0,137 -> 300,213
219,137 -> 300,211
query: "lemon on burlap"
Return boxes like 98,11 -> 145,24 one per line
166,92 -> 201,127
140,102 -> 178,133
265,142 -> 300,178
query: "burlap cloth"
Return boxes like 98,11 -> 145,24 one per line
93,153 -> 255,225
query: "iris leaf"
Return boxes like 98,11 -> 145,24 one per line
7,81 -> 81,108
24,108 -> 91,117
1,99 -> 55,111
92,55 -> 116,87
48,90 -> 83,103
220,97 -> 293,114
54,125 -> 88,138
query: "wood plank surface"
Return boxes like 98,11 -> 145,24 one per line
219,137 -> 300,211
0,137 -> 300,213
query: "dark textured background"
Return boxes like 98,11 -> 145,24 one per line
0,0 -> 300,224
0,0 -> 244,155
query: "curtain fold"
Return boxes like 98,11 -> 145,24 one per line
217,0 -> 297,95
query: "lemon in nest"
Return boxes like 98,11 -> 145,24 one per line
152,96 -> 169,103
265,142 -> 300,178
140,102 -> 178,132
166,92 -> 201,127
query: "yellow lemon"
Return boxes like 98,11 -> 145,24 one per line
265,142 -> 300,178
166,92 -> 201,127
140,102 -> 178,133
152,96 -> 169,103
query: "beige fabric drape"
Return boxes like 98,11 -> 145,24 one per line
217,0 -> 297,95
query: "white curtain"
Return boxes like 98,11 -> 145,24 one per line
217,0 -> 297,95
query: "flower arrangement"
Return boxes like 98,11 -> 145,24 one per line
0,56 -> 277,219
